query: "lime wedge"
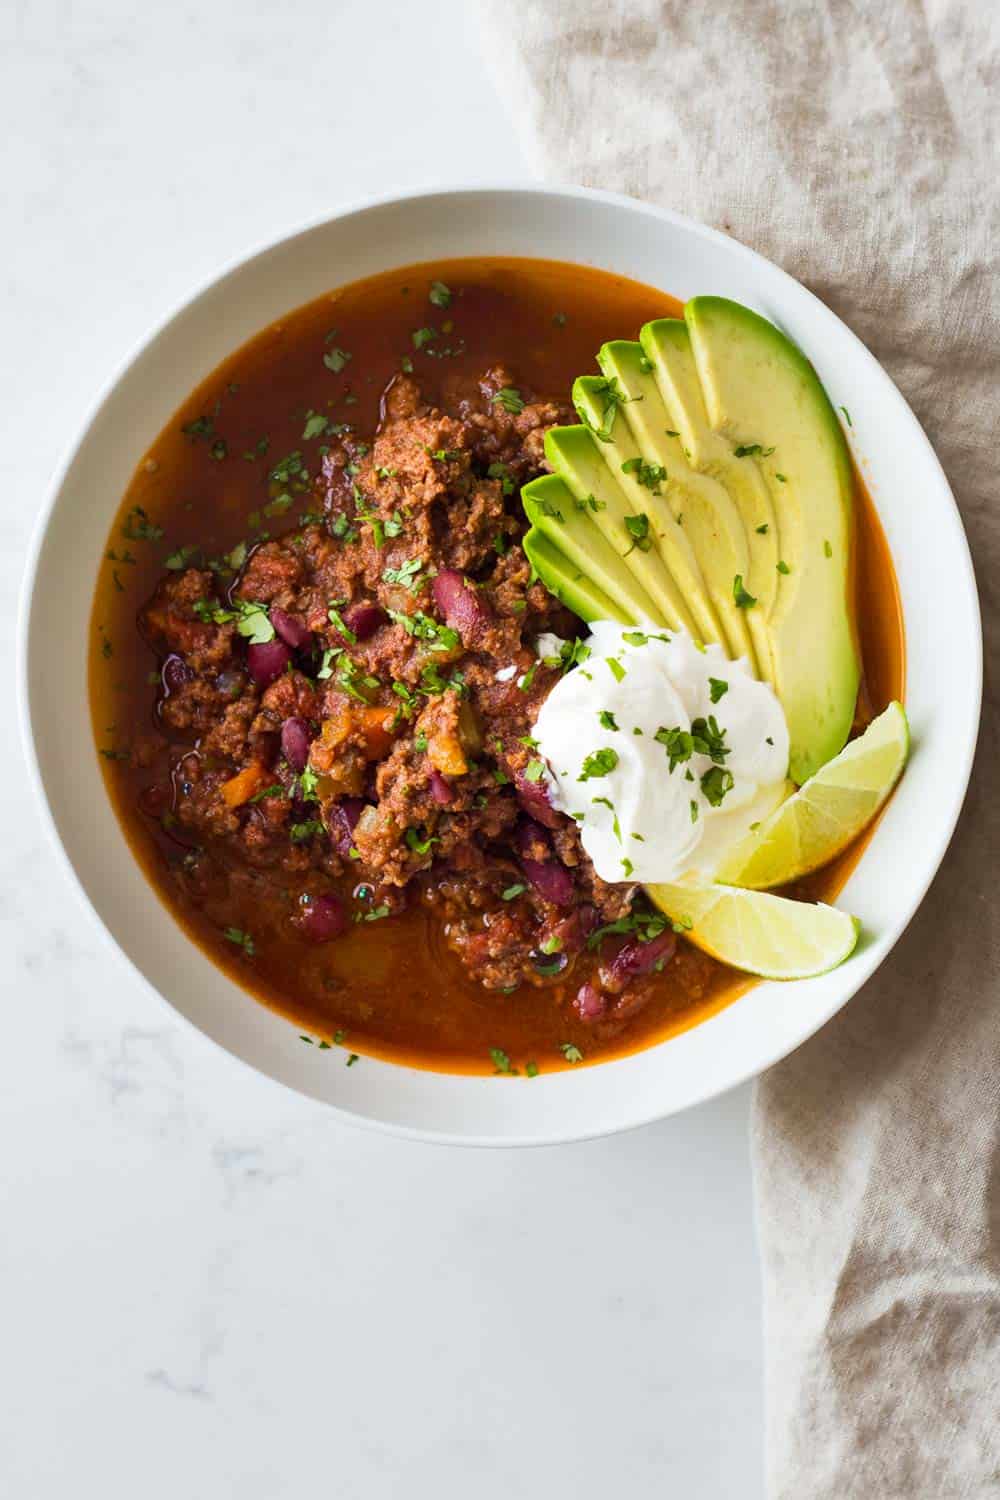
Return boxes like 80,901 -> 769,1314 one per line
647,880 -> 860,979
714,701 -> 909,890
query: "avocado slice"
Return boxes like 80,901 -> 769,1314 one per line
577,356 -> 760,675
632,322 -> 779,684
522,529 -> 633,625
542,425 -> 699,636
522,473 -> 658,624
684,297 -> 860,781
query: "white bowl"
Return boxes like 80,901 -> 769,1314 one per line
18,185 -> 981,1145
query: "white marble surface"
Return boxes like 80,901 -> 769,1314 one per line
3,3 -> 764,1494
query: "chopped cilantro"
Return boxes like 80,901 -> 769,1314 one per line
323,347 -> 351,374
502,883 -> 527,901
405,827 -> 438,856
524,759 -> 546,782
327,601 -> 356,643
580,375 -> 635,442
700,765 -> 735,807
559,1043 -> 583,1064
493,387 -> 525,415
709,677 -> 729,704
290,819 -> 325,842
756,523 -> 769,534
606,657 -> 626,684
224,927 -> 255,957
578,748 -> 619,781
624,513 -> 652,554
490,1047 -> 517,1075
733,574 -> 757,608
411,326 -> 437,350
598,710 -> 619,731
121,506 -> 163,543
621,457 -> 665,493
429,280 -> 452,308
382,557 -> 424,593
734,442 -> 775,458
777,560 -> 791,574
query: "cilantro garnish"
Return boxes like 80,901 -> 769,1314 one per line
733,574 -> 757,608
578,748 -> 619,781
621,457 -> 666,494
493,387 -> 525,415
624,513 -> 652,554
700,765 -> 735,807
224,927 -> 255,957
709,677 -> 729,704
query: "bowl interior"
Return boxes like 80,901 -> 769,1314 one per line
20,187 -> 981,1144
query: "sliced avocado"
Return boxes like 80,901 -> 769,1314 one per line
684,296 -> 860,781
577,357 -> 760,675
522,473 -> 658,623
522,529 -> 633,625
543,426 -> 698,635
632,323 -> 779,684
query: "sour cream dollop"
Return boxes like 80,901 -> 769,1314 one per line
532,621 -> 790,884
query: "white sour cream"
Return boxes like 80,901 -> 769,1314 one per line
532,621 -> 790,884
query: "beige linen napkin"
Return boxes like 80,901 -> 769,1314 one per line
477,2 -> 999,1493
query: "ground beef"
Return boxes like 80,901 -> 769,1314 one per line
139,367 -> 673,1015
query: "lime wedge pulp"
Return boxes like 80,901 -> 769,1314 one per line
714,701 -> 909,890
647,880 -> 860,980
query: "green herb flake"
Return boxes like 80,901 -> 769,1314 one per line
734,442 -> 775,458
606,657 -> 626,684
559,1043 -> 584,1064
502,882 -> 527,901
598,710 -> 619,731
224,927 -> 255,957
428,280 -> 452,308
405,827 -> 438,857
490,1047 -> 517,1075
777,560 -> 791,575
524,759 -> 547,783
700,765 -> 736,808
578,747 -> 619,782
302,411 -> 329,440
824,539 -> 833,558
323,347 -> 351,374
121,506 -> 164,543
733,574 -> 757,609
623,512 -> 652,553
709,677 -> 729,704
621,457 -> 666,494
755,523 -> 769,535
493,387 -> 525,415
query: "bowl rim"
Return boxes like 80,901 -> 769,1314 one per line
17,180 -> 983,1146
